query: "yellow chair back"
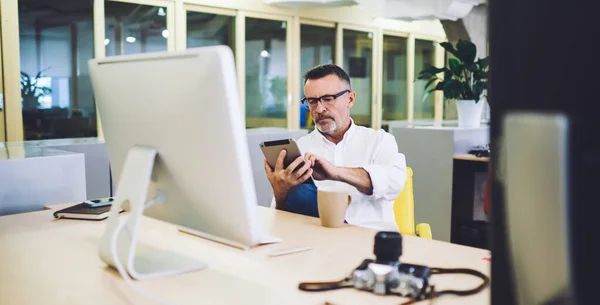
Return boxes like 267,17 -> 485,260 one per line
394,167 -> 415,236
393,167 -> 433,239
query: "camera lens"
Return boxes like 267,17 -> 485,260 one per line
374,231 -> 402,264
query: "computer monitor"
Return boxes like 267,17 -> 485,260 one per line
89,46 -> 273,280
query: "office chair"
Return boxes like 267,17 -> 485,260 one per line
394,167 -> 433,239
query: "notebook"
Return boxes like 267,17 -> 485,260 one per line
53,203 -> 122,221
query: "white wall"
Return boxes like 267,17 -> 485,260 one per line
186,0 -> 446,39
462,4 -> 488,59
462,4 -> 490,121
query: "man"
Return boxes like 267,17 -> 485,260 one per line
263,64 -> 406,231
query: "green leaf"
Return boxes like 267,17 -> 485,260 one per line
421,91 -> 431,103
466,63 -> 478,71
424,78 -> 438,91
421,88 -> 440,103
440,42 -> 460,59
473,70 -> 488,80
476,57 -> 489,70
417,74 -> 432,80
456,40 -> 477,65
444,69 -> 453,80
442,80 -> 462,99
461,82 -> 476,100
417,66 -> 446,79
473,81 -> 487,100
449,58 -> 461,71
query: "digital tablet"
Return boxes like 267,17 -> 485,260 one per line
260,139 -> 314,184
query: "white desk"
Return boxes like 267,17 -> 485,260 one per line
0,205 -> 490,305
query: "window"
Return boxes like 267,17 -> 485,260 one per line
382,35 -> 408,125
186,11 -> 234,51
343,29 -> 373,127
19,0 -> 97,140
105,1 -> 168,57
245,17 -> 288,128
299,24 -> 335,129
414,39 -> 436,119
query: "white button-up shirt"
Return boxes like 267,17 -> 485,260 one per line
271,120 -> 407,231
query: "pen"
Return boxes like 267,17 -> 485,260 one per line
268,246 -> 312,257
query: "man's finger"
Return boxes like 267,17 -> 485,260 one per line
275,149 -> 287,171
294,158 -> 312,178
264,159 -> 273,174
304,152 -> 316,167
299,168 -> 313,183
286,156 -> 305,174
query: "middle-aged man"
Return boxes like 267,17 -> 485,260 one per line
264,64 -> 406,231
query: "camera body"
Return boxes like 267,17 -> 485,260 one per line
351,259 -> 431,297
349,231 -> 432,298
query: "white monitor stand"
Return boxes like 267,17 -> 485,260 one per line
99,146 -> 207,280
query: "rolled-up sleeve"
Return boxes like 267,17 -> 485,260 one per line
362,133 -> 407,201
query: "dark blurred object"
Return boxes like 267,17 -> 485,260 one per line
453,220 -> 489,250
22,108 -> 97,140
490,0 -> 600,304
468,145 -> 490,157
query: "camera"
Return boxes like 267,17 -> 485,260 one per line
349,232 -> 432,298
299,231 -> 489,302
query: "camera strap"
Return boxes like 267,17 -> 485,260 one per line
298,267 -> 489,304
399,267 -> 490,305
298,277 -> 353,292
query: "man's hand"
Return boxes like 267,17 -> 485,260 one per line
304,152 -> 373,195
304,152 -> 340,181
264,150 -> 313,209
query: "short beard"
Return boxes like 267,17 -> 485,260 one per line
316,120 -> 337,134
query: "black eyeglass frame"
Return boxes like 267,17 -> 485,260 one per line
301,89 -> 351,108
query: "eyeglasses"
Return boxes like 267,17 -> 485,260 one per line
301,89 -> 351,108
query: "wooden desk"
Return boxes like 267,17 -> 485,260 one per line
453,154 -> 490,162
0,206 -> 490,305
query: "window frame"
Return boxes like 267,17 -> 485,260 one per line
380,31 -> 409,126
336,24 -> 379,129
298,20 -> 336,130
242,11 -> 294,129
96,0 -> 175,137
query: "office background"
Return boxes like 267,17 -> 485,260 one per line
0,0 -> 488,142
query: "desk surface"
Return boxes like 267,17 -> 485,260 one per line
454,154 -> 490,162
0,206 -> 490,305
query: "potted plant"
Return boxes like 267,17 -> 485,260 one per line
418,40 -> 489,128
20,68 -> 52,112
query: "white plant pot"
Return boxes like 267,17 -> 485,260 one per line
456,99 -> 484,128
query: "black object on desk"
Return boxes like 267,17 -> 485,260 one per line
53,203 -> 120,221
468,145 -> 490,158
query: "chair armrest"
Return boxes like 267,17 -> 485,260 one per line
415,223 -> 432,240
